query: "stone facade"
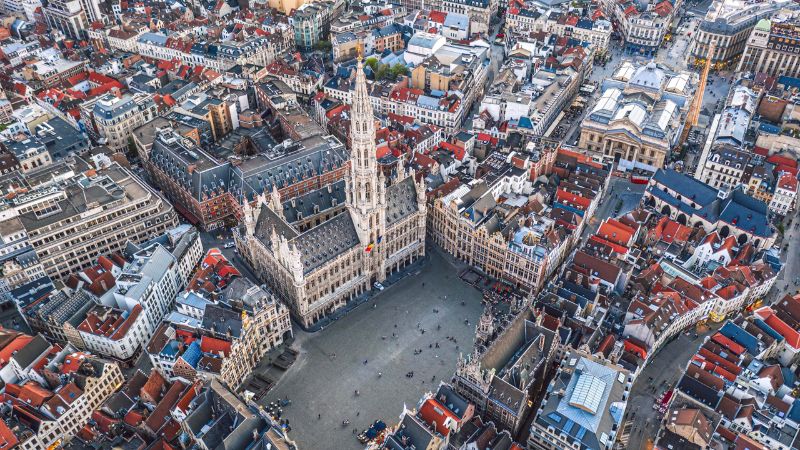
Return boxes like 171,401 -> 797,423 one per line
236,59 -> 427,328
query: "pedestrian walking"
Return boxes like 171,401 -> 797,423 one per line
318,414 -> 321,420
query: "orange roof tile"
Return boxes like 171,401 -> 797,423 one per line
18,382 -> 53,407
0,418 -> 18,449
418,398 -> 459,436
199,336 -> 232,356
755,306 -> 800,348
0,335 -> 30,366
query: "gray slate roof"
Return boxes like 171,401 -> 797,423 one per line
282,180 -> 347,223
254,205 -> 299,249
386,177 -> 419,226
294,213 -> 359,273
12,334 -> 50,369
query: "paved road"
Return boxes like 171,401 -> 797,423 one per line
582,177 -> 646,241
687,0 -> 714,15
623,322 -> 720,450
465,20 -> 505,130
199,230 -> 262,286
769,209 -> 800,304
262,250 -> 484,449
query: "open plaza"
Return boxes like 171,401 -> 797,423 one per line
261,250 -> 485,449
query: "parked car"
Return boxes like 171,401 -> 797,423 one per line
224,242 -> 235,249
373,282 -> 385,291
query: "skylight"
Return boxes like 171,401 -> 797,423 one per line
569,373 -> 606,414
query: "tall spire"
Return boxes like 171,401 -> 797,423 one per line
347,57 -> 385,247
350,58 -> 377,174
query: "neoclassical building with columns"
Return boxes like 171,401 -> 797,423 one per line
235,59 -> 427,328
578,60 -> 697,168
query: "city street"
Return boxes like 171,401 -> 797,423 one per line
582,177 -> 646,240
769,210 -> 800,304
464,19 -> 505,130
261,250 -> 484,449
487,29 -> 505,86
622,322 -> 719,450
198,229 -> 263,286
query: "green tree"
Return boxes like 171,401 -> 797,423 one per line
365,57 -> 379,71
375,64 -> 391,80
389,63 -> 409,79
314,40 -> 332,52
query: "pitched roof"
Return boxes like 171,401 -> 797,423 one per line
754,306 -> 800,349
418,398 -> 459,436
573,251 -> 621,284
0,418 -> 18,449
141,370 -> 167,403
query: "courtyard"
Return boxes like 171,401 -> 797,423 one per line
261,249 -> 485,449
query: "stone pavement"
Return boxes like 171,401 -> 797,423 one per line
261,250 -> 485,449
623,322 -> 720,450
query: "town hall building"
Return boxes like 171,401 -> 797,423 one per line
235,59 -> 428,328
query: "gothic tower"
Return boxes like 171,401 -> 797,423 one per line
347,58 -> 386,250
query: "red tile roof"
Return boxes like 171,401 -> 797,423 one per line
145,381 -> 187,434
0,334 -> 31,366
755,306 -> 800,349
200,336 -> 232,356
17,382 -> 53,407
91,410 -> 119,434
766,154 -> 798,169
141,370 -> 167,404
175,381 -> 203,414
61,352 -> 89,374
556,189 -> 590,209
597,218 -> 635,246
589,235 -> 628,255
0,418 -> 18,449
710,333 -> 745,356
777,172 -> 798,191
418,398 -> 459,436
654,0 -> 672,16
124,409 -> 144,426
428,10 -> 447,24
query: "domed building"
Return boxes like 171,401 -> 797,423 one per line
578,60 -> 697,169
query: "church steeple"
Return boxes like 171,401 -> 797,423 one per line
347,58 -> 385,246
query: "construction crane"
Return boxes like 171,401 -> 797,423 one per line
676,40 -> 716,151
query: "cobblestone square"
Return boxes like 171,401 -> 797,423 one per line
261,250 -> 485,449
